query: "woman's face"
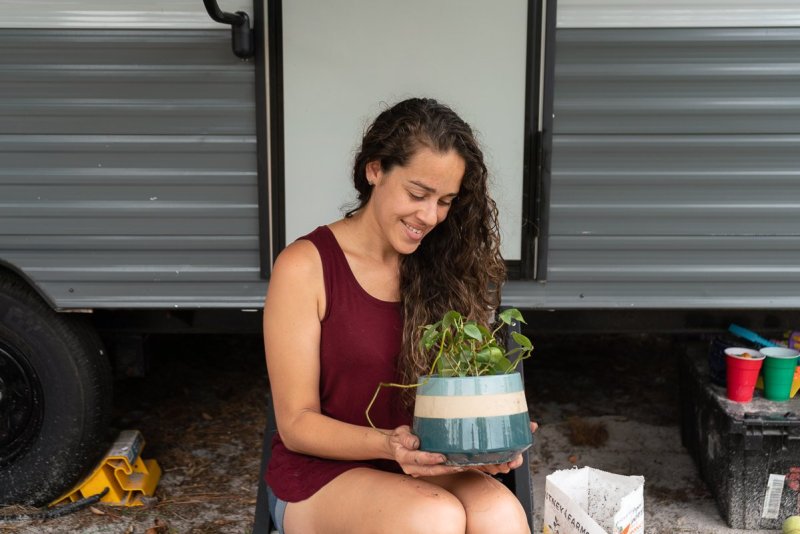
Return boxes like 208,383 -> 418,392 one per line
366,147 -> 465,255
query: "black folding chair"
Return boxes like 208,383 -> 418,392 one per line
253,389 -> 278,534
253,317 -> 535,533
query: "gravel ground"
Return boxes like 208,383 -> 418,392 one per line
0,331 -> 782,533
1,334 -> 268,534
526,333 -> 780,534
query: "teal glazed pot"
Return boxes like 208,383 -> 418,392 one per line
412,373 -> 533,465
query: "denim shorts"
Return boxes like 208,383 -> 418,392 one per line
267,486 -> 287,534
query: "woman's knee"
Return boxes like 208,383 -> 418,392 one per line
403,490 -> 467,534
465,486 -> 529,534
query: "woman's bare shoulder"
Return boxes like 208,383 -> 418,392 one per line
273,238 -> 321,274
265,238 -> 325,316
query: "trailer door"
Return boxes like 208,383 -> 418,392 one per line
276,0 -> 531,269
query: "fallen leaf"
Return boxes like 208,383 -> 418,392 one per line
202,412 -> 213,421
145,518 -> 170,534
89,506 -> 106,516
568,454 -> 578,464
565,416 -> 609,447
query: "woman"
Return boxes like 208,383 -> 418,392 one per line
264,97 -> 535,533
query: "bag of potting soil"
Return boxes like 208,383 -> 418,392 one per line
543,466 -> 644,534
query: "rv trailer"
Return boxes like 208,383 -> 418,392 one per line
2,0 -> 800,505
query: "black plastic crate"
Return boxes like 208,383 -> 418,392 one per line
680,344 -> 800,530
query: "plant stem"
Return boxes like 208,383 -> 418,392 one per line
365,380 -> 421,432
365,341 -> 445,430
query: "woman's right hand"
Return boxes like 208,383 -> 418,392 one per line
387,425 -> 465,478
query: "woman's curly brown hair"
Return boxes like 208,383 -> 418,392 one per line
347,97 -> 506,406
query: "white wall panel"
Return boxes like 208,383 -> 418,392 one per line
282,0 -> 527,260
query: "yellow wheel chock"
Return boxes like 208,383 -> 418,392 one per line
51,430 -> 161,507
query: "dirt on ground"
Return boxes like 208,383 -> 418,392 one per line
1,334 -> 268,534
0,331 -> 779,533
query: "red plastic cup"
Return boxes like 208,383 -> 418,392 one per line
725,348 -> 765,402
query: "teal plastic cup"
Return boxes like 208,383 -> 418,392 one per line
760,347 -> 800,401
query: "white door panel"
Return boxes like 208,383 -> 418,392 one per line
283,0 -> 527,260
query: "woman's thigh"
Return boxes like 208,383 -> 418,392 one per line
421,470 -> 531,534
283,468 -> 467,534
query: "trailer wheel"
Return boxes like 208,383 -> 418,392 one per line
0,275 -> 112,505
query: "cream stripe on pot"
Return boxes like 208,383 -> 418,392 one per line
413,392 -> 528,419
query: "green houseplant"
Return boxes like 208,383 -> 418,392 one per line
419,308 -> 533,377
368,308 -> 534,465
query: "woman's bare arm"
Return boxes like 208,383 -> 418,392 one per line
263,239 -> 456,476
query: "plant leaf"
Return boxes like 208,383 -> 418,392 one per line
421,325 -> 440,350
491,357 -> 513,374
463,322 -> 483,342
488,347 -> 504,363
511,331 -> 533,350
442,310 -> 461,330
498,308 -> 525,325
477,324 -> 492,340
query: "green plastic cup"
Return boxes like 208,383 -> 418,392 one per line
760,347 -> 800,401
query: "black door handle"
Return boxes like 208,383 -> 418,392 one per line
203,0 -> 254,59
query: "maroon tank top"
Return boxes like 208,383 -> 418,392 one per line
265,225 -> 411,502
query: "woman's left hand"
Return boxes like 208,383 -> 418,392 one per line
468,420 -> 538,475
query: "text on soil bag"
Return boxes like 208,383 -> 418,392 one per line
546,491 -> 592,534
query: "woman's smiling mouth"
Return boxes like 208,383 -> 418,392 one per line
402,220 -> 424,238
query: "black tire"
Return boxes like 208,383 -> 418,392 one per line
0,275 -> 113,505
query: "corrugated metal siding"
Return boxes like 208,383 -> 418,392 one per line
2,1 -> 253,29
557,0 -> 800,28
0,29 -> 263,309
506,28 -> 800,309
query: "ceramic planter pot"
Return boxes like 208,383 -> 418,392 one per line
412,372 -> 532,465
